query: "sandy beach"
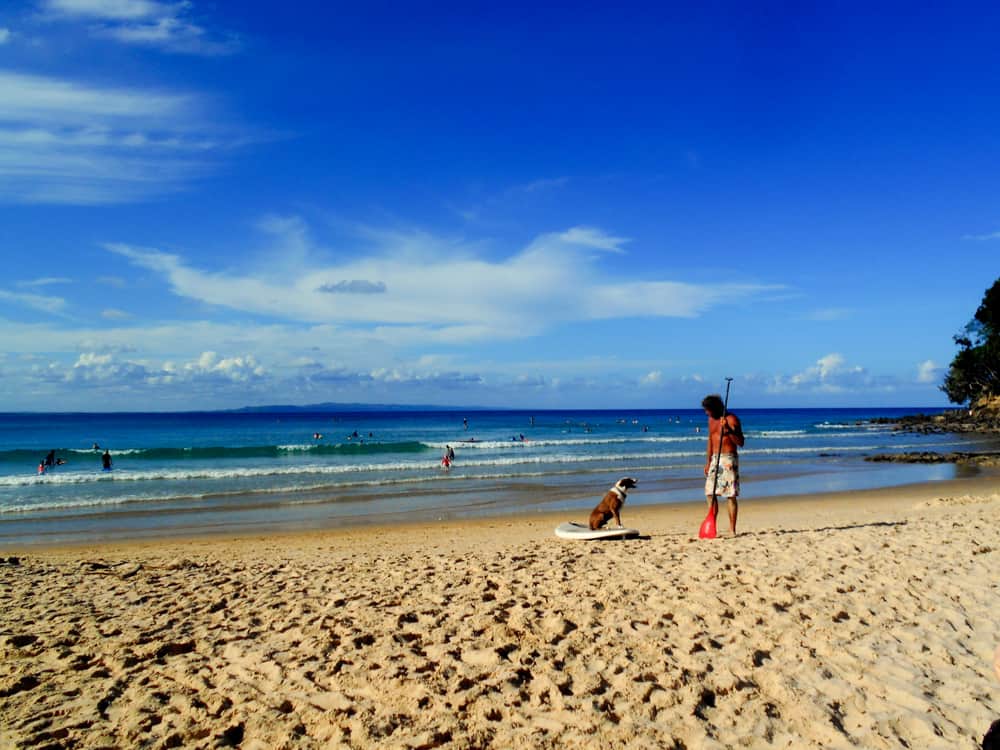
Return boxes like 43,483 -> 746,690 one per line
2,476 -> 998,749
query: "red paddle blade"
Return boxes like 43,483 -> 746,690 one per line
699,511 -> 717,539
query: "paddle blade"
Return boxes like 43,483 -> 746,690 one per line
699,511 -> 717,539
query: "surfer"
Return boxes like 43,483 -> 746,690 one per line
102,450 -> 112,471
441,453 -> 452,469
44,449 -> 56,468
37,461 -> 46,475
446,445 -> 455,461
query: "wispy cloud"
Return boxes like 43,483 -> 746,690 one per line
449,176 -> 570,224
807,307 -> 853,321
40,0 -> 240,55
0,70 -> 193,124
550,226 -> 629,253
103,221 -> 783,339
16,277 -> 73,288
516,176 -> 570,194
0,28 -> 11,44
44,0 -> 176,21
0,288 -> 68,315
0,69 -> 245,204
962,230 -> 1000,241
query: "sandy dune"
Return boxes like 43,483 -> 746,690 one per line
2,480 -> 998,748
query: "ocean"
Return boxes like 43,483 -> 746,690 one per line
1,407 -> 995,546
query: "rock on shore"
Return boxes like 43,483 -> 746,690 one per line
869,395 -> 1000,435
865,451 -> 1000,466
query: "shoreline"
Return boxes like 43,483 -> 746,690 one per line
8,470 -> 998,555
7,405 -> 999,552
2,474 -> 997,748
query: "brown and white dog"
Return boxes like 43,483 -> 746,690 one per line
589,477 -> 638,530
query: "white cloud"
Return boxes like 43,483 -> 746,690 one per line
763,353 -> 897,395
789,353 -> 862,391
0,28 -> 11,44
0,70 -> 193,125
101,307 -> 132,319
368,368 -> 483,388
0,70 -> 246,204
43,0 -> 176,21
0,288 -> 68,315
552,226 -> 629,252
181,351 -> 266,382
66,350 -> 151,384
103,222 -> 783,338
916,359 -> 941,384
640,370 -> 663,386
64,349 -> 265,388
40,0 -> 239,55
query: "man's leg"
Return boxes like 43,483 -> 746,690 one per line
727,496 -> 738,535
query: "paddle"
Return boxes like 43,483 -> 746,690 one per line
699,378 -> 733,539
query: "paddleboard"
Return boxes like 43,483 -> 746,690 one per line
554,522 -> 640,541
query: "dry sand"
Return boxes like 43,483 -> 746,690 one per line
2,477 -> 998,749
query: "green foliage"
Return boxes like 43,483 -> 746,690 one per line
941,277 -> 1000,404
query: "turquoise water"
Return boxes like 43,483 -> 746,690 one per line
0,407 -> 993,545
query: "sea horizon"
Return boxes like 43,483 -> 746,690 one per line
0,402 -> 960,416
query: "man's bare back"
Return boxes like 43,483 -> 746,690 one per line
705,413 -> 744,459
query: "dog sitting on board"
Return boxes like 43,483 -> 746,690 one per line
588,477 -> 637,530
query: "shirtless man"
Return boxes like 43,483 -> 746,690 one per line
702,393 -> 745,536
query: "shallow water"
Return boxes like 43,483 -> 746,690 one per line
1,407 -> 993,545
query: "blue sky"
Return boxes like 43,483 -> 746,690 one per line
0,1 -> 997,411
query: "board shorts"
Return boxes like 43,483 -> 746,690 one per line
706,453 -> 740,498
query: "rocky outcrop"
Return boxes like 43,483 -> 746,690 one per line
865,451 -> 1000,466
869,395 -> 1000,435
865,396 -> 1000,465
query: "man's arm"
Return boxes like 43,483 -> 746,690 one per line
705,421 -> 713,474
725,415 -> 745,447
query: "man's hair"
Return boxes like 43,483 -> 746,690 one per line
702,394 -> 724,418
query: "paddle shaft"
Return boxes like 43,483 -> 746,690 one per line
709,378 -> 734,499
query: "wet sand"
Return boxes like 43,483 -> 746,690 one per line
2,476 -> 998,748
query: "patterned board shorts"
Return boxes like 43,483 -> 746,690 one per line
706,453 -> 740,498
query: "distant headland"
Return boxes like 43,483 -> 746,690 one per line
227,402 -> 494,413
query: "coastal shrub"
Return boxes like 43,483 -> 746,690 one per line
941,277 -> 1000,404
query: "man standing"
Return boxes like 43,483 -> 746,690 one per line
702,393 -> 745,536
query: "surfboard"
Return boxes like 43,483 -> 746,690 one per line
554,522 -> 640,540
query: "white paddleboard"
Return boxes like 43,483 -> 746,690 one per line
554,522 -> 640,540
